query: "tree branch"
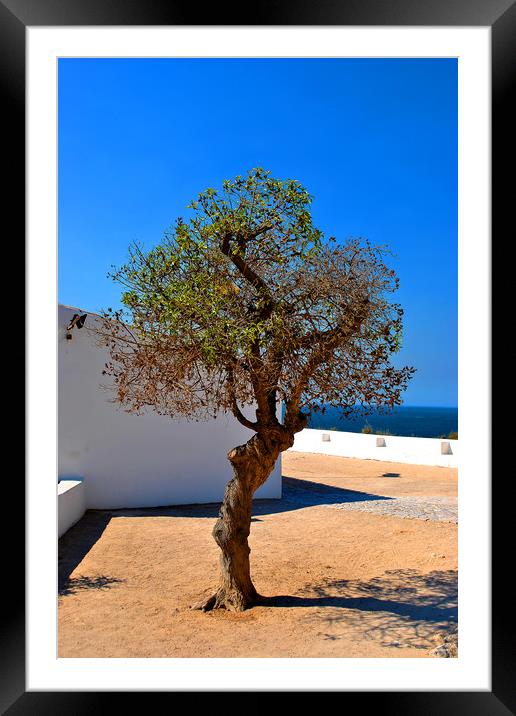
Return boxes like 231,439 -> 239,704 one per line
220,228 -> 275,321
284,299 -> 371,430
226,365 -> 259,431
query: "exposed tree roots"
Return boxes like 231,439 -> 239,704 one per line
191,588 -> 263,612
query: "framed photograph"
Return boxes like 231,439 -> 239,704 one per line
4,0 -> 512,710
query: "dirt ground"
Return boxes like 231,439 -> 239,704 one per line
58,453 -> 457,658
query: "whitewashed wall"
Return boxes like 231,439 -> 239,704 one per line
289,428 -> 458,467
58,304 -> 281,509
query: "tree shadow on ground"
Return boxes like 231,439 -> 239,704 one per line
106,476 -> 393,521
59,574 -> 125,596
261,569 -> 457,651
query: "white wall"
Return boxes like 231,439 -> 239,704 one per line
289,427 -> 458,468
58,479 -> 86,537
58,305 -> 281,509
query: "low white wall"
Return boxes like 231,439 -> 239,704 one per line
58,479 -> 86,537
289,428 -> 458,467
58,304 -> 281,509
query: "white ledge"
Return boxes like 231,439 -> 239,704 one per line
288,428 -> 458,467
58,478 -> 86,537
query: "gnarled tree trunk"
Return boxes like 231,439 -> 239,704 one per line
192,431 -> 293,611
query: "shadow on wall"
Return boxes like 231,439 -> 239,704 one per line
261,569 -> 458,651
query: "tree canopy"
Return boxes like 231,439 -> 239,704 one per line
101,167 -> 415,436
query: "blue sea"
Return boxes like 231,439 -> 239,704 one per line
306,405 -> 458,439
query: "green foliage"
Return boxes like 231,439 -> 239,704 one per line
361,424 -> 391,435
438,431 -> 458,440
111,168 -> 323,363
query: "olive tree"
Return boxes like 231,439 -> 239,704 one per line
99,168 -> 415,612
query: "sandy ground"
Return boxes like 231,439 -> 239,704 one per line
58,453 -> 457,658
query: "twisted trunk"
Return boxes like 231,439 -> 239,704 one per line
192,430 -> 293,611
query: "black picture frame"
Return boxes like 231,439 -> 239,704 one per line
4,0 -> 513,711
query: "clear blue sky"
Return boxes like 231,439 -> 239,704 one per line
58,58 -> 457,407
